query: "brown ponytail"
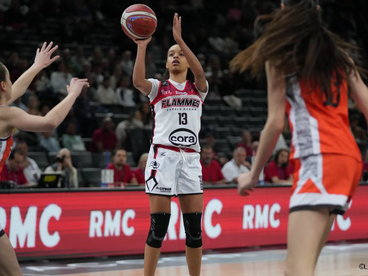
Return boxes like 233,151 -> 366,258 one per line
230,0 -> 366,97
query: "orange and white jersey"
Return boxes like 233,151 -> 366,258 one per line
285,73 -> 361,161
0,134 -> 14,176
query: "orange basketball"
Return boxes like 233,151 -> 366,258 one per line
121,4 -> 157,40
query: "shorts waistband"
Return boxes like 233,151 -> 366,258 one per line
154,144 -> 197,153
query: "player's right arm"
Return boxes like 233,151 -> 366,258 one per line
132,38 -> 153,95
4,78 -> 89,132
349,70 -> 368,126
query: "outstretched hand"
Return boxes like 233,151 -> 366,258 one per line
237,173 -> 257,196
34,42 -> 60,69
173,13 -> 182,43
134,37 -> 152,47
66,78 -> 89,98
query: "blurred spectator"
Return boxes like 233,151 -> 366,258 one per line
72,46 -> 87,73
116,76 -> 135,107
15,141 -> 41,186
92,117 -> 118,153
146,52 -> 157,78
227,0 -> 243,23
362,149 -> 368,181
222,147 -> 250,183
10,58 -> 28,82
35,71 -> 51,95
201,145 -> 226,184
133,153 -> 148,185
62,48 -> 80,75
107,49 -> 117,74
208,29 -> 225,53
350,114 -> 367,141
110,65 -> 123,90
6,50 -> 19,72
62,122 -> 86,151
203,132 -> 219,158
139,102 -> 153,126
264,149 -> 293,185
116,111 -> 144,148
237,130 -> 253,157
39,131 -> 61,152
74,87 -> 97,137
89,47 -> 103,67
107,148 -> 137,187
40,102 -> 52,116
11,97 -> 26,111
223,30 -> 239,54
96,77 -> 116,105
50,61 -> 72,96
121,51 -> 134,77
45,148 -> 78,188
1,150 -> 31,186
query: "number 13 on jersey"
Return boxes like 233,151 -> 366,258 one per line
179,113 -> 187,125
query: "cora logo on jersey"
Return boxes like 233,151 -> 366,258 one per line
169,128 -> 197,147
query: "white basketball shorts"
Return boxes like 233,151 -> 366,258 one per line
145,145 -> 203,196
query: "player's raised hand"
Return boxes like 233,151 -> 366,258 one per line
134,37 -> 152,47
34,42 -> 60,69
173,13 -> 182,43
66,78 -> 89,98
237,173 -> 257,196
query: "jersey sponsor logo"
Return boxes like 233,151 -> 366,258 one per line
169,128 -> 197,147
161,98 -> 200,109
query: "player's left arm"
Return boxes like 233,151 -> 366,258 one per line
237,60 -> 286,195
8,42 -> 59,105
247,60 -> 286,179
172,13 -> 207,92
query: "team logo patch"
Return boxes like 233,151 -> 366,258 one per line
169,128 -> 197,147
150,161 -> 160,170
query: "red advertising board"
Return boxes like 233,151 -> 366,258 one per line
0,185 -> 367,259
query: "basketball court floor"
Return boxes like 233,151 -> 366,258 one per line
20,242 -> 368,276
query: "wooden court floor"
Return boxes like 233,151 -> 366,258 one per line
21,243 -> 368,276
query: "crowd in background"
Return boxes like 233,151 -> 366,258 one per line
0,0 -> 368,187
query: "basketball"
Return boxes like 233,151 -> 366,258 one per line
121,4 -> 157,40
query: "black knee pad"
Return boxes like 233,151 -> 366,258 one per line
146,213 -> 171,248
183,212 -> 202,248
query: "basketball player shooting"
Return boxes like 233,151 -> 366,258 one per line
132,13 -> 208,276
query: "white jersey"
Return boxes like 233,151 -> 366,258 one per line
148,79 -> 208,152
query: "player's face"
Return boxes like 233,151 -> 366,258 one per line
166,45 -> 189,74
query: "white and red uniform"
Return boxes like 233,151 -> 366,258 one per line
0,134 -> 13,234
145,78 -> 208,196
286,73 -> 361,214
0,134 -> 14,176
